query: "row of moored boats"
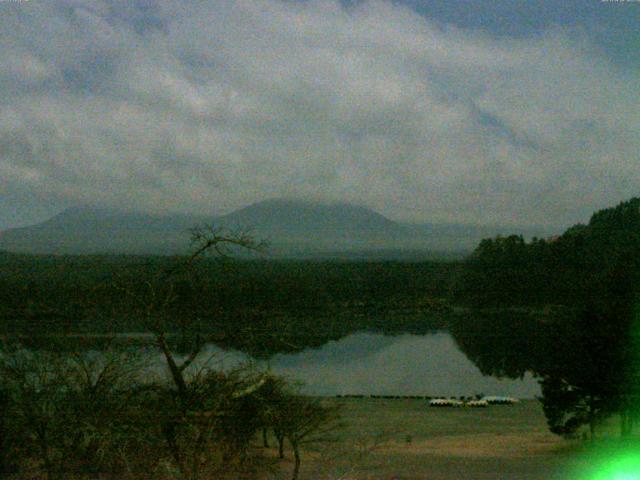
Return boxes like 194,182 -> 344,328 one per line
429,396 -> 519,407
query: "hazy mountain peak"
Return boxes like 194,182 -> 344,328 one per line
219,198 -> 399,234
0,198 -> 548,258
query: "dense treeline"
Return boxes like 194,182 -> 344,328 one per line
0,254 -> 456,355
452,197 -> 640,438
455,198 -> 640,309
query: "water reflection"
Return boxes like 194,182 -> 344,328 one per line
194,332 -> 540,398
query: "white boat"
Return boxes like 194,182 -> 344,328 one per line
482,396 -> 519,405
465,399 -> 489,407
429,398 -> 464,407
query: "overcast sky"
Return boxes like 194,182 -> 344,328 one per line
0,0 -> 638,230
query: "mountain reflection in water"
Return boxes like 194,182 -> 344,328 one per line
192,332 -> 540,398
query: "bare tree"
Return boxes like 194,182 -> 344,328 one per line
114,225 -> 267,480
147,225 -> 266,393
271,394 -> 341,480
0,350 -> 66,480
0,346 -> 145,480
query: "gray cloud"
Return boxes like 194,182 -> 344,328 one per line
0,0 -> 638,228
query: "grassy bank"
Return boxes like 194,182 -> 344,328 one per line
272,398 -> 586,480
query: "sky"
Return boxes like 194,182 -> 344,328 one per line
0,0 -> 638,230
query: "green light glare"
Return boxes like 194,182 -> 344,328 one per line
575,445 -> 640,480
595,455 -> 640,480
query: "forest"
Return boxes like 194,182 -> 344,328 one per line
453,197 -> 640,438
1,197 -> 639,479
0,253 -> 456,355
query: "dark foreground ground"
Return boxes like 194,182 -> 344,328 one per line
273,399 -> 600,480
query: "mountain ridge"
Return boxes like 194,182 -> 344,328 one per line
0,198 -> 553,257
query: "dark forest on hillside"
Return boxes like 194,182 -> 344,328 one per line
0,255 -> 456,355
453,197 -> 640,438
1,197 -> 639,442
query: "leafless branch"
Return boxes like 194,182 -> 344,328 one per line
160,224 -> 269,281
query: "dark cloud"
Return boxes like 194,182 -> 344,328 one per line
0,0 -> 638,230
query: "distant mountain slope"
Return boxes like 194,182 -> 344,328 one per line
217,198 -> 405,243
0,199 -> 553,257
0,206 -> 209,255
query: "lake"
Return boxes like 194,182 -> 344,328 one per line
182,332 -> 540,398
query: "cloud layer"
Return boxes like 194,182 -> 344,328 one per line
1,0 -> 638,227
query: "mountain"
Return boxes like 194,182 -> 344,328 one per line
0,199 -> 553,257
218,198 -> 398,235
216,199 -> 408,254
0,206 -> 209,255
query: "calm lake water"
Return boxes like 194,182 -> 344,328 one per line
181,332 -> 540,398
